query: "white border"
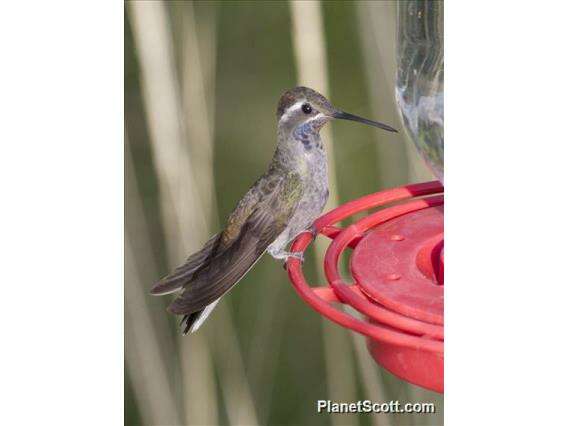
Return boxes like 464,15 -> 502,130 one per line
0,3 -> 123,424
447,1 -> 568,424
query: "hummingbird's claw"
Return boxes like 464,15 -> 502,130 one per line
307,224 -> 318,236
287,251 -> 305,263
280,251 -> 305,270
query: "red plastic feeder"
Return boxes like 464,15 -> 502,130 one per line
286,181 -> 444,393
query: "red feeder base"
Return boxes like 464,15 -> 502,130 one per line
286,181 -> 444,393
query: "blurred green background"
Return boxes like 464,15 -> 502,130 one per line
125,1 -> 440,425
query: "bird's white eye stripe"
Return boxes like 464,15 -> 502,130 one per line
281,102 -> 305,121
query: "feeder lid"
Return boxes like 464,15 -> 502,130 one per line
351,206 -> 444,325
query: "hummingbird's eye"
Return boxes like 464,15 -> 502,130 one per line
301,103 -> 313,114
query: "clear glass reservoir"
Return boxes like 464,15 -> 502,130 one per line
396,1 -> 444,182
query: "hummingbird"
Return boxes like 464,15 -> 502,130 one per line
150,86 -> 397,334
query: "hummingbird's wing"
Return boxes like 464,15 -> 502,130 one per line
150,233 -> 222,295
150,176 -> 271,297
163,171 -> 304,316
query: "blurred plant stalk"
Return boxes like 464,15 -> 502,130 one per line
177,3 -> 259,425
356,0 -> 409,189
127,2 -> 216,424
125,132 -> 182,426
128,1 -> 258,425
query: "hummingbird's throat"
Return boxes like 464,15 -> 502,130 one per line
293,118 -> 325,150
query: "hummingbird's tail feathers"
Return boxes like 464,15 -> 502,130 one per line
166,172 -> 303,330
181,313 -> 197,334
150,234 -> 222,296
168,205 -> 286,315
180,299 -> 220,334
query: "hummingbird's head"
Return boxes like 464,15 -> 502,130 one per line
276,86 -> 398,134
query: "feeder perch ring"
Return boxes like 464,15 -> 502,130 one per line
286,181 -> 444,393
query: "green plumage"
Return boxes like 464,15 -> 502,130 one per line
152,169 -> 303,316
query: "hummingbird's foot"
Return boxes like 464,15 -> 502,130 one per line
306,224 -> 318,236
272,250 -> 305,263
286,251 -> 305,263
280,251 -> 305,270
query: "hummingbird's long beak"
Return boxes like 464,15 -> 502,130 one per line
332,111 -> 398,133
